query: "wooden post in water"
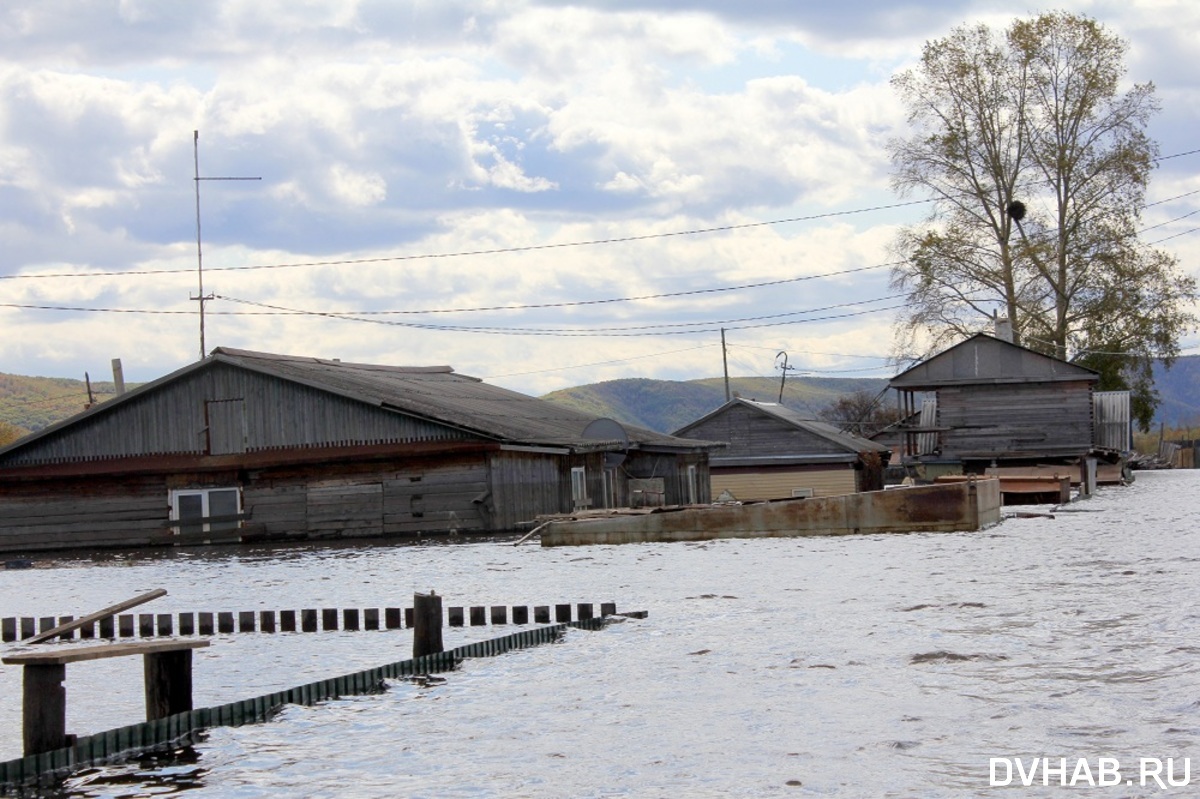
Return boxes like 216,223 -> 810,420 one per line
22,664 -> 66,756
144,649 -> 195,720
412,592 -> 443,658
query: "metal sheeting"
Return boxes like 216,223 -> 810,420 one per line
1093,391 -> 1132,451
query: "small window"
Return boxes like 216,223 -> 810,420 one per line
571,466 -> 589,510
170,488 -> 242,534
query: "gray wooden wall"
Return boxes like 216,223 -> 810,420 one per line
937,381 -> 1094,459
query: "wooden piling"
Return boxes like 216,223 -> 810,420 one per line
238,612 -> 255,633
156,614 -> 173,636
22,664 -> 66,756
343,609 -> 359,631
144,649 -> 195,720
118,615 -> 134,637
198,612 -> 214,636
217,613 -> 234,634
512,606 -> 529,625
179,613 -> 195,636
448,607 -> 465,627
321,609 -> 338,631
555,604 -> 571,623
2,617 -> 16,642
364,608 -> 379,631
301,609 -> 317,633
384,608 -> 401,630
281,610 -> 297,632
412,592 -> 443,658
490,606 -> 507,625
57,616 -> 74,640
577,603 -> 594,621
534,606 -> 550,623
260,611 -> 276,633
469,606 -> 486,626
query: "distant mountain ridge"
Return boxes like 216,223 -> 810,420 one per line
541,376 -> 890,434
1,355 -> 1198,440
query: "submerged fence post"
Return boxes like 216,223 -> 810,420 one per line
412,592 -> 443,659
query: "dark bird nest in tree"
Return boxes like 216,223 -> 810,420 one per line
1006,200 -> 1026,221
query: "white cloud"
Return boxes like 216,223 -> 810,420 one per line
0,0 -> 1195,399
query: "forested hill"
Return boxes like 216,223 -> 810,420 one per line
0,373 -> 124,439
541,376 -> 889,433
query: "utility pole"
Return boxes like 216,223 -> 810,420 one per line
193,130 -> 261,360
775,351 -> 795,403
721,328 -> 731,402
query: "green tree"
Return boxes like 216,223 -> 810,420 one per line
889,12 -> 1195,429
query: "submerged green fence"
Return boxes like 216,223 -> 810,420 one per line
0,617 -> 613,794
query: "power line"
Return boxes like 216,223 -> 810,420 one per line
0,202 -> 929,282
207,295 -> 909,337
0,262 -> 900,317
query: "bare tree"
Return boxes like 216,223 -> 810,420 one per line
889,12 -> 1195,428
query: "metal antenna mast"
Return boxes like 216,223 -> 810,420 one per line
193,130 -> 261,359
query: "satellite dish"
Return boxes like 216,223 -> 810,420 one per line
582,417 -> 629,468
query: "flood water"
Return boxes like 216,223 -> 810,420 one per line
2,469 -> 1198,797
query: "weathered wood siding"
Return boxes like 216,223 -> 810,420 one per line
625,452 -> 711,506
0,364 -> 467,467
0,476 -> 169,551
244,455 -> 494,538
937,381 -> 1094,459
683,405 -> 846,458
711,465 -> 856,501
487,450 -> 569,530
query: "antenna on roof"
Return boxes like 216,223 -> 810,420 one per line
193,130 -> 261,360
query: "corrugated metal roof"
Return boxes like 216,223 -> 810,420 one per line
674,397 -> 889,454
211,348 -> 713,450
890,333 -> 1098,389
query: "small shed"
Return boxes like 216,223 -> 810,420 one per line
887,332 -> 1118,474
0,348 -> 721,553
672,398 -> 891,501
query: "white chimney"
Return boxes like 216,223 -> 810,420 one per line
993,316 -> 1014,343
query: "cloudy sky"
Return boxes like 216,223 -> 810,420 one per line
2,0 -> 1197,397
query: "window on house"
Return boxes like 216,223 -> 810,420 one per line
571,466 -> 589,510
170,488 -> 242,534
686,464 -> 698,505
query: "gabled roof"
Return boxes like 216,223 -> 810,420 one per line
673,397 -> 889,454
889,333 -> 1098,390
0,348 -> 719,459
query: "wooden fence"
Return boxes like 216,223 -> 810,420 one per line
2,602 -> 618,642
0,616 -> 620,794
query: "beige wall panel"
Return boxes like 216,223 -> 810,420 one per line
711,468 -> 855,501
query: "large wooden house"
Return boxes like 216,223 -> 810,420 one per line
672,397 -> 891,501
886,332 -> 1129,477
0,349 -> 720,553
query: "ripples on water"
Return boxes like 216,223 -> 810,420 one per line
2,471 -> 1198,797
